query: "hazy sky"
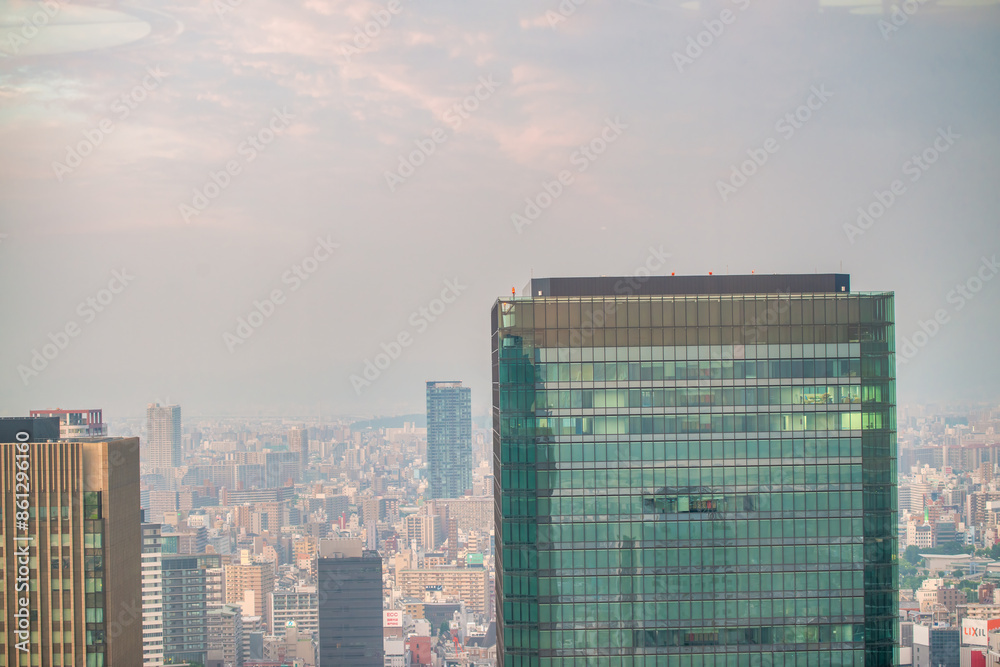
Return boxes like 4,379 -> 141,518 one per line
1,0 -> 998,420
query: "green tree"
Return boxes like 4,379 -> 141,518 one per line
904,545 -> 921,565
440,621 -> 451,637
953,569 -> 964,578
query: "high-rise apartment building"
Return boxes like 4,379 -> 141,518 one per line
289,426 -> 309,473
146,403 -> 182,471
293,536 -> 319,578
161,554 -> 208,664
405,511 -> 441,552
225,553 -> 275,627
200,553 -> 226,606
207,603 -> 245,667
317,538 -> 384,666
142,520 -> 165,667
0,437 -> 142,666
492,274 -> 897,666
427,381 -> 473,499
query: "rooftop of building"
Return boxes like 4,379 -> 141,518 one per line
520,273 -> 852,298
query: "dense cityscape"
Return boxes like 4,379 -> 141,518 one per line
0,275 -> 997,666
2,1 -> 998,666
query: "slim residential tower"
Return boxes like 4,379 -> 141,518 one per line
288,426 -> 309,474
427,381 -> 473,499
146,403 -> 181,471
492,274 -> 897,666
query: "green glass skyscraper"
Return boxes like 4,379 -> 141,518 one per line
492,274 -> 896,667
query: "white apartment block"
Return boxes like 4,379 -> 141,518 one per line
142,523 -> 164,667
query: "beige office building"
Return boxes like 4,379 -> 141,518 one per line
0,437 -> 142,666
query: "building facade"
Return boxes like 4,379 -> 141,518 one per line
398,567 -> 490,614
492,275 -> 898,666
406,511 -> 442,552
912,624 -> 958,667
0,437 -> 142,666
146,403 -> 181,471
317,539 -> 384,666
434,495 -> 494,534
142,521 -> 165,666
225,557 -> 275,627
161,554 -> 208,664
427,381 -> 473,499
269,586 -> 319,637
207,603 -> 245,667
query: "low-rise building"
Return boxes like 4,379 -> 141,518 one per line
913,624 -> 959,667
269,586 -> 319,637
398,568 -> 489,614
